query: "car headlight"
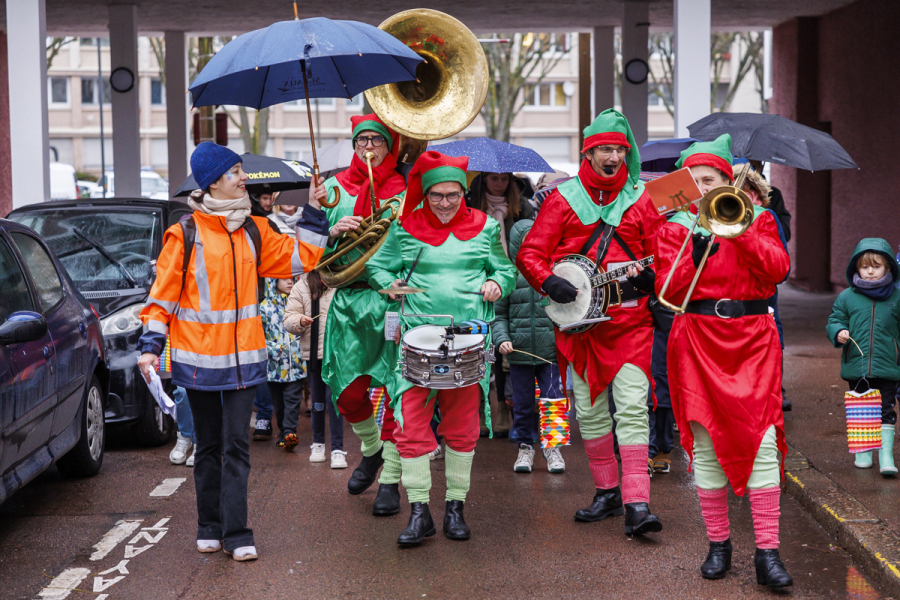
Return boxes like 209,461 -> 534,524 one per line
101,303 -> 145,336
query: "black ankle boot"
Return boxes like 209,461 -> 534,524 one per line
443,500 -> 471,540
372,483 -> 400,516
754,548 -> 793,590
347,447 -> 384,495
624,502 -> 663,536
574,487 -> 624,522
397,502 -> 436,546
701,539 -> 732,579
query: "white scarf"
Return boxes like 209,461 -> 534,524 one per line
486,193 -> 510,255
188,191 -> 252,233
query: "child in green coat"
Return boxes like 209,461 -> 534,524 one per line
826,238 -> 900,475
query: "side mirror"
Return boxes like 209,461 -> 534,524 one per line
0,311 -> 48,345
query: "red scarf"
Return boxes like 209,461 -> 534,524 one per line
403,205 -> 487,246
335,152 -> 406,218
578,158 -> 628,206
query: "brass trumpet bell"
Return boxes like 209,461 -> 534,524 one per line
698,185 -> 754,239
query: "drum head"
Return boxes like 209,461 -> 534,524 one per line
545,261 -> 593,325
402,325 -> 484,351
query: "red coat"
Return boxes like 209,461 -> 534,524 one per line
517,188 -> 664,400
655,208 -> 790,495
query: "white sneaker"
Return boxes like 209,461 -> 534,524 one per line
228,545 -> 258,561
331,450 -> 348,469
309,443 -> 326,463
185,447 -> 196,467
428,444 -> 444,461
169,433 -> 192,465
197,539 -> 221,553
249,413 -> 257,429
514,444 -> 535,473
543,447 -> 565,474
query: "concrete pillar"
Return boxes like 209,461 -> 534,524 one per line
592,27 -> 615,116
164,31 -> 189,197
0,31 -> 11,216
673,0 -> 710,138
621,1 -> 649,146
6,0 -> 49,208
108,4 -> 141,197
577,33 -> 592,139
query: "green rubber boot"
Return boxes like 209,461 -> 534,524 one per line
854,451 -> 873,469
880,425 -> 898,476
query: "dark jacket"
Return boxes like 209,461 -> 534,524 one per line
465,174 -> 534,247
492,220 -> 557,365
767,186 -> 792,242
826,238 -> 900,381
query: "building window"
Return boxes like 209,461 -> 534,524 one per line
346,94 -> 363,110
523,82 -> 568,109
151,78 -> 165,106
80,37 -> 109,47
283,97 -> 335,110
49,77 -> 69,106
81,77 -> 111,105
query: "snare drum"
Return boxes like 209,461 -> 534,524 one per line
400,325 -> 491,389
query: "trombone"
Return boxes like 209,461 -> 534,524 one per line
656,164 -> 754,313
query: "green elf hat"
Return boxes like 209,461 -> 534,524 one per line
582,109 -> 633,154
401,150 -> 469,220
675,134 -> 734,182
350,114 -> 398,154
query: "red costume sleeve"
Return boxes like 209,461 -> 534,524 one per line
654,221 -> 698,301
729,211 -> 790,285
516,191 -> 567,292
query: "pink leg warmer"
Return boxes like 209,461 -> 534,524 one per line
619,445 -> 651,504
697,487 -> 730,542
583,433 -> 619,490
748,486 -> 781,549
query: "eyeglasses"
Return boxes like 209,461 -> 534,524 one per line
592,146 -> 629,158
427,191 -> 462,203
354,135 -> 385,148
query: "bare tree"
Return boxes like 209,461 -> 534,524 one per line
480,33 -> 570,142
46,36 -> 73,68
648,33 -> 675,117
744,32 -> 769,113
148,37 -> 165,85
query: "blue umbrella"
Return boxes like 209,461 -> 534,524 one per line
639,138 -> 699,172
428,137 -> 554,174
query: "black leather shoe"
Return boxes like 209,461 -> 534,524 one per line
397,502 -> 436,546
347,447 -> 384,495
755,548 -> 793,590
443,500 -> 471,540
701,539 -> 733,579
624,502 -> 663,535
372,483 -> 400,516
574,487 -> 624,522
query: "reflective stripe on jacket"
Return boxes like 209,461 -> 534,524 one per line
139,208 -> 328,391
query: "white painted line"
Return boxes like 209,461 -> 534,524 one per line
149,478 -> 186,497
37,567 -> 91,600
89,520 -> 144,561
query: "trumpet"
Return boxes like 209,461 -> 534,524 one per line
657,164 -> 754,313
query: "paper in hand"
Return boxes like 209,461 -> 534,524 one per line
144,368 -> 177,420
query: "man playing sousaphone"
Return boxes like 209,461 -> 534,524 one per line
311,114 -> 406,516
516,109 -> 665,536
366,151 -> 516,545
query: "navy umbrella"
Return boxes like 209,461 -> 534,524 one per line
639,138 -> 698,172
688,113 -> 857,171
428,137 -> 554,174
174,154 -> 313,197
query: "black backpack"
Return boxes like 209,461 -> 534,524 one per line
179,216 -> 265,302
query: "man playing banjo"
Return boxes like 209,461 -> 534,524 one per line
516,109 -> 665,536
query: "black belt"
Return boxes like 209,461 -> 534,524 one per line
685,299 -> 770,319
607,280 -> 647,306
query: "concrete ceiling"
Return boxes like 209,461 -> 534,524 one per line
13,0 -> 858,35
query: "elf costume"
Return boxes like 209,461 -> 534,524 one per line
516,109 -> 665,536
655,134 -> 793,589
366,151 -> 517,545
321,114 -> 405,513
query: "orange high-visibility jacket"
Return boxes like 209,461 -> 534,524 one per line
139,209 -> 328,391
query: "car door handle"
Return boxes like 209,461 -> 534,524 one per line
78,321 -> 88,338
43,345 -> 53,359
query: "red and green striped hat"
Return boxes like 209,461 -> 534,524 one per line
675,134 -> 734,181
350,114 -> 398,155
401,150 -> 469,220
581,110 -> 633,154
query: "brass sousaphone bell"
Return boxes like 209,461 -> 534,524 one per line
315,9 -> 488,288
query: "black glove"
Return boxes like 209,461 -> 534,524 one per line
627,267 -> 656,294
691,233 -> 720,268
543,274 -> 578,304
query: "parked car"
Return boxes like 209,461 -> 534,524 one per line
8,199 -> 193,446
0,218 -> 107,504
76,180 -> 97,199
50,162 -> 79,200
90,170 -> 170,200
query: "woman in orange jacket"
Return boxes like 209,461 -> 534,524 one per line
136,142 -> 352,561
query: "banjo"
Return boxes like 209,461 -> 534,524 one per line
544,255 -> 655,333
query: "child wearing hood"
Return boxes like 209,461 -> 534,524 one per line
826,238 -> 900,475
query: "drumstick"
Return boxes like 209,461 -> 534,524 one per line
459,290 -> 485,296
508,349 -> 554,365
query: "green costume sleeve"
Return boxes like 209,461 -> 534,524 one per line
825,292 -> 849,347
484,218 -> 518,298
365,222 -> 403,292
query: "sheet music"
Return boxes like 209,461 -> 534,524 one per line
144,369 -> 177,419
384,311 -> 400,340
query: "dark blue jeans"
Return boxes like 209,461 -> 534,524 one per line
510,363 -> 561,446
308,361 -> 343,449
254,380 -> 273,421
187,386 -> 256,551
649,327 -> 675,457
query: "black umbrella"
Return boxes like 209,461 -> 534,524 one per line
174,153 -> 313,197
688,113 -> 857,171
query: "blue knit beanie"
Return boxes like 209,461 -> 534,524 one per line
190,142 -> 242,191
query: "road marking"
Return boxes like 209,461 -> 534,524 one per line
37,567 -> 91,600
149,478 -> 186,497
89,520 -> 144,561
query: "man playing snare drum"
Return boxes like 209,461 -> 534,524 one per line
516,109 -> 665,536
366,151 -> 516,546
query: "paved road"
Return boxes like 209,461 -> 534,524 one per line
0,395 -> 887,599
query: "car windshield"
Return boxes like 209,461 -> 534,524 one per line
141,176 -> 167,197
10,208 -> 160,291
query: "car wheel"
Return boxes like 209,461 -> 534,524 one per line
134,389 -> 174,447
57,374 -> 105,478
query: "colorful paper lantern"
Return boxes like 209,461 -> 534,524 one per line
539,397 -> 570,448
845,389 -> 882,454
